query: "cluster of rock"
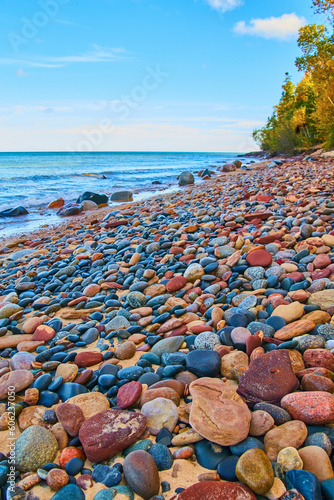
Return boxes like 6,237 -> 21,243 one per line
1,156 -> 334,499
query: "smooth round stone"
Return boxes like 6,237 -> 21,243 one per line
277,447 -> 303,472
98,374 -> 117,388
50,484 -> 85,499
151,336 -> 185,357
177,481 -> 257,500
148,443 -> 173,470
127,292 -> 147,308
195,440 -> 230,470
138,373 -> 160,386
65,458 -> 84,476
230,436 -> 264,456
231,327 -> 251,345
229,313 -> 248,328
298,445 -> 334,482
236,448 -> 274,495
15,425 -> 58,472
186,350 -> 221,377
305,432 -> 332,455
249,410 -> 275,436
123,450 -> 160,500
266,316 -> 287,331
92,464 -> 122,487
238,295 -> 258,310
247,322 -> 275,337
321,478 -> 334,500
141,397 -> 178,435
246,249 -> 272,267
57,383 -> 88,401
33,373 -> 53,391
194,332 -> 221,350
217,455 -> 239,481
81,328 -> 99,344
123,439 -> 153,457
286,469 -> 322,500
39,391 -> 60,407
10,352 -> 35,370
117,366 -> 144,381
245,267 -> 265,280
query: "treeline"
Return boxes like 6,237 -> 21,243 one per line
253,0 -> 334,154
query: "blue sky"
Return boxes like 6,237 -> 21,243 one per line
0,0 -> 317,152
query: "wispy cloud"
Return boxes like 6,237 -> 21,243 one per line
0,44 -> 127,69
233,13 -> 307,41
203,0 -> 243,13
16,68 -> 29,77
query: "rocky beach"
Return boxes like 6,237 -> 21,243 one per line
2,152 -> 334,500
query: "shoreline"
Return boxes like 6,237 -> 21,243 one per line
0,156 -> 267,248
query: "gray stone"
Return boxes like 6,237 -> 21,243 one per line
15,426 -> 58,472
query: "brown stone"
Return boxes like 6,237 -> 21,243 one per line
221,350 -> 249,379
32,325 -> 55,341
0,369 -> 34,400
115,341 -> 136,360
303,348 -> 334,371
274,319 -> 315,340
74,351 -> 103,367
46,469 -> 69,491
79,409 -> 146,462
123,450 -> 160,500
264,420 -> 308,461
237,350 -> 299,407
177,481 -> 257,500
18,405 -> 47,430
301,373 -> 334,393
298,445 -> 334,482
141,387 -> 180,406
55,363 -> 78,383
21,317 -> 43,334
189,377 -> 251,446
149,379 -> 185,397
249,410 -> 275,436
0,334 -> 33,349
56,403 -> 85,436
67,392 -> 110,419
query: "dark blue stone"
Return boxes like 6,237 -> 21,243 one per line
57,383 -> 88,401
195,440 -> 230,470
148,443 -> 173,471
229,313 -> 248,328
47,377 -> 63,392
217,455 -> 239,481
39,391 -> 60,407
32,373 -> 52,391
98,375 -> 117,388
286,469 -> 321,500
265,316 -> 286,331
277,339 -> 298,350
156,428 -> 173,447
92,464 -> 122,487
117,366 -> 144,381
230,437 -> 264,456
65,458 -> 84,476
137,373 -> 160,386
51,484 -> 85,500
100,364 -> 119,376
321,478 -> 334,500
186,350 -> 221,378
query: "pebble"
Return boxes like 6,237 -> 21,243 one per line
141,397 -> 178,435
236,448 -> 274,495
15,425 -> 59,472
123,450 -> 160,500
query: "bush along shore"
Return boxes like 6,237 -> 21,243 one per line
2,155 -> 334,499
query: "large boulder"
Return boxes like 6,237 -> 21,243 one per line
57,203 -> 83,217
178,172 -> 194,186
110,191 -> 133,202
0,206 -> 28,217
76,192 -> 108,205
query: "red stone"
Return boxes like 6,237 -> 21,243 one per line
189,325 -> 213,334
313,254 -> 331,269
116,381 -> 142,409
177,481 -> 256,500
74,351 -> 103,368
301,374 -> 334,393
79,409 -> 146,462
244,211 -> 272,222
246,332 -> 262,356
56,403 -> 85,436
237,350 -> 299,407
311,269 -> 331,280
246,249 -> 272,267
254,233 -> 282,244
281,391 -> 334,425
303,349 -> 334,372
166,276 -> 187,292
296,367 -> 333,380
59,447 -> 86,469
32,325 -> 55,341
74,369 -> 93,385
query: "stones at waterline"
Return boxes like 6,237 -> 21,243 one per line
48,198 -> 64,209
0,206 -> 28,217
76,191 -> 108,205
237,350 -> 299,407
0,369 -> 34,399
57,203 -> 83,217
56,403 -> 85,436
177,481 -> 257,500
110,190 -> 133,202
123,450 -> 160,500
281,391 -> 334,425
189,377 -> 251,446
236,448 -> 274,495
15,425 -> 58,472
298,445 -> 334,482
81,200 -> 98,211
178,171 -> 194,186
264,420 -> 308,461
78,409 -> 146,462
186,349 -> 221,377
141,397 -> 178,435
66,392 -> 110,419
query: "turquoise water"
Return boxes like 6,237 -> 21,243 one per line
0,151 -> 249,212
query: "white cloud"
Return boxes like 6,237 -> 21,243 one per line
16,68 -> 29,77
0,45 -> 127,69
233,13 -> 307,41
204,0 -> 243,12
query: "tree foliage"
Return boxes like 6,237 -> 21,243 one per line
253,0 -> 334,153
